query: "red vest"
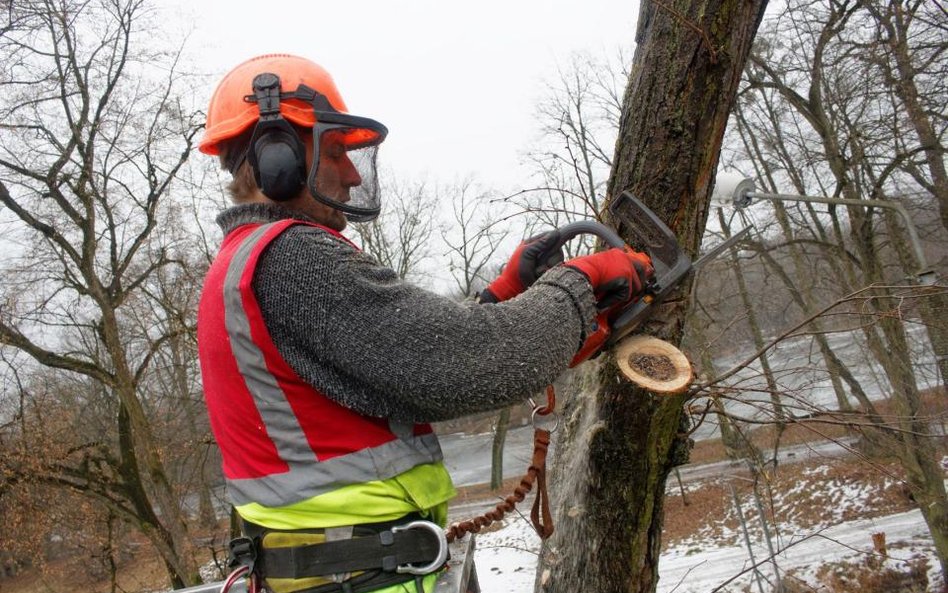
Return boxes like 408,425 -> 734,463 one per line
198,219 -> 442,507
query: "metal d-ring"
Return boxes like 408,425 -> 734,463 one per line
531,407 -> 559,433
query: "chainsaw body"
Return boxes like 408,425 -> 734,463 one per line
554,192 -> 752,365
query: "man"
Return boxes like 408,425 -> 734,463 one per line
197,54 -> 652,593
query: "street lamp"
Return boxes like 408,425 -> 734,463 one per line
712,172 -> 936,285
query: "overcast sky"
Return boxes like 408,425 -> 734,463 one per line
159,0 -> 641,191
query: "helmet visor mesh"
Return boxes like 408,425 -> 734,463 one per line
309,124 -> 384,222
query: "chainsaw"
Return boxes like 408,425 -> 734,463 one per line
551,191 -> 751,392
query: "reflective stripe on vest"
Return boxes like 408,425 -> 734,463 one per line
200,219 -> 443,508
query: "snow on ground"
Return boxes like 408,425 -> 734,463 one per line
467,471 -> 944,593
473,518 -> 539,593
662,509 -> 937,593
471,509 -> 939,593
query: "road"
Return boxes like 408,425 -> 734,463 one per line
439,426 -> 539,488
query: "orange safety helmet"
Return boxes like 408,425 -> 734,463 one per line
200,54 -> 352,156
200,54 -> 387,222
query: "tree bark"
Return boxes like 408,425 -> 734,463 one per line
490,408 -> 511,490
536,1 -> 768,591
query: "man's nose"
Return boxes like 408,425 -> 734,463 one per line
341,155 -> 362,187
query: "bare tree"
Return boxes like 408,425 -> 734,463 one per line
350,172 -> 439,283
861,0 -> 948,234
511,51 -> 630,257
728,101 -> 870,416
724,0 -> 948,576
0,0 -> 203,585
0,369 -> 135,578
441,178 -> 510,299
712,210 -> 789,465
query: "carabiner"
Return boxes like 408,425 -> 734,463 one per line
390,521 -> 449,575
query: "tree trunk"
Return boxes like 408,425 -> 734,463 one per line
689,306 -> 761,462
536,1 -> 768,591
117,403 -> 192,589
102,306 -> 198,585
734,111 -> 860,413
880,206 -> 948,387
171,333 -> 220,530
717,209 -> 786,434
490,408 -> 511,490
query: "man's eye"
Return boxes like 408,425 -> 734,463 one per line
321,130 -> 350,159
321,136 -> 346,159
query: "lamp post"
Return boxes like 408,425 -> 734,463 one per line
712,172 -> 936,285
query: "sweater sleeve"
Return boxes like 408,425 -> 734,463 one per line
254,225 -> 598,423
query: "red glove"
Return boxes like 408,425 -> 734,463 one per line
565,248 -> 653,366
479,231 -> 565,303
564,247 -> 653,310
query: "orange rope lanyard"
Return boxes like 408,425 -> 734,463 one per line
446,385 -> 558,542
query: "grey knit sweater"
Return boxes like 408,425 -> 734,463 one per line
216,203 -> 598,423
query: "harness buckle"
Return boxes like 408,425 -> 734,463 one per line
390,521 -> 448,575
228,536 -> 258,570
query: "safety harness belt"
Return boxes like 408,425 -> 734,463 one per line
258,524 -> 446,578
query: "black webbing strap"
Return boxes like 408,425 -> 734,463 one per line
258,528 -> 443,578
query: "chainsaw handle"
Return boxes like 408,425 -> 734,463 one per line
551,219 -> 633,352
550,218 -> 655,353
553,220 -> 626,251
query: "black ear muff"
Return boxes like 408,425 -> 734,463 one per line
245,72 -> 308,202
247,123 -> 306,202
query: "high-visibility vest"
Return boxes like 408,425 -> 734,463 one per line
198,219 -> 444,508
